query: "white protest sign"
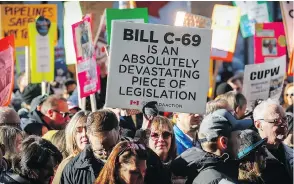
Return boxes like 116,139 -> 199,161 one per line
242,55 -> 286,111
105,21 -> 212,113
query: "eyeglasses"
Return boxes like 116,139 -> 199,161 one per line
52,110 -> 70,118
150,131 -> 172,140
258,117 -> 287,127
285,93 -> 294,97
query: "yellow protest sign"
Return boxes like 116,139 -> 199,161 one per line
0,4 -> 57,47
28,16 -> 56,83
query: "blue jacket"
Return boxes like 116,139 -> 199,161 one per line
173,125 -> 194,155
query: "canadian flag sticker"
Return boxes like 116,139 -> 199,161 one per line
130,100 -> 139,105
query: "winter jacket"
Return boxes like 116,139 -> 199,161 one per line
144,147 -> 172,184
20,110 -> 52,136
52,155 -> 75,184
260,147 -> 292,184
272,143 -> 293,181
171,147 -> 240,184
173,125 -> 194,155
60,145 -> 104,184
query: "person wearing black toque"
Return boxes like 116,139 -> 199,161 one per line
215,82 -> 233,97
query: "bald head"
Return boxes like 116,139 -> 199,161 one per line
0,107 -> 20,127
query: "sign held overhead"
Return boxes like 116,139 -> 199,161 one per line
105,21 -> 212,114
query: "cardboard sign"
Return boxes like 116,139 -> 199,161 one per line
233,1 -> 272,38
72,16 -> 100,98
280,1 -> 293,56
0,35 -> 15,106
28,16 -> 56,83
174,11 -> 211,28
105,22 -> 212,113
105,8 -> 149,43
210,5 -> 241,62
15,47 -> 26,74
243,55 -> 286,111
0,4 -> 57,47
254,22 -> 286,64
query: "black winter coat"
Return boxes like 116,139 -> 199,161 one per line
171,147 -> 240,184
60,145 -> 104,184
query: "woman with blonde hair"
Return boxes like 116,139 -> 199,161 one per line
52,110 -> 90,184
95,141 -> 147,184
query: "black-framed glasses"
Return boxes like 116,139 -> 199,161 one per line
52,110 -> 70,118
285,93 -> 294,97
258,117 -> 287,126
150,131 -> 172,140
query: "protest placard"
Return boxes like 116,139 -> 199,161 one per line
0,4 -> 57,47
72,15 -> 100,98
15,47 -> 26,75
210,5 -> 241,62
28,16 -> 56,83
105,21 -> 212,113
105,8 -> 149,43
53,46 -> 67,94
174,11 -> 211,28
280,1 -> 293,57
233,1 -> 272,38
243,55 -> 286,111
0,35 -> 15,106
254,22 -> 286,64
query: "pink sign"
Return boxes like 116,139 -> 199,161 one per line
72,16 -> 101,98
254,22 -> 287,64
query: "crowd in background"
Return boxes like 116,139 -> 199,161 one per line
0,61 -> 292,184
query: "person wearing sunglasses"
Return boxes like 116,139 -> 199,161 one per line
238,130 -> 267,184
283,83 -> 294,109
253,99 -> 293,183
147,116 -> 177,184
95,141 -> 147,184
20,95 -> 70,136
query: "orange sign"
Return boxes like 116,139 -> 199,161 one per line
0,4 -> 57,46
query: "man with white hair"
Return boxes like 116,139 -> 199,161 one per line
253,99 -> 293,183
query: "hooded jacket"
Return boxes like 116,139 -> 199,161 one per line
20,110 -> 52,136
171,147 -> 239,184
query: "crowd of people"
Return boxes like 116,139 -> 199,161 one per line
0,66 -> 292,184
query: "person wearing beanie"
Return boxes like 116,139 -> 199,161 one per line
238,130 -> 267,184
20,84 -> 42,110
215,82 -> 233,97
